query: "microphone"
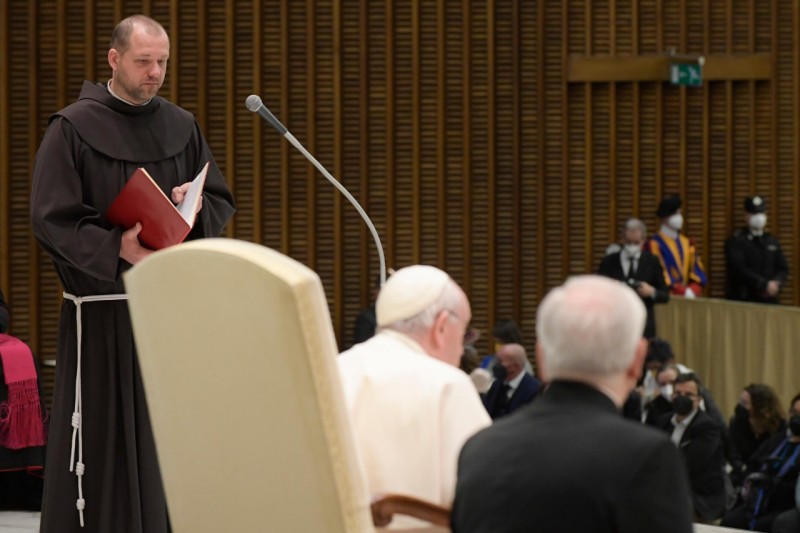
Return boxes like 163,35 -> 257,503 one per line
246,94 -> 387,286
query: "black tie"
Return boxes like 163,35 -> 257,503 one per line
627,257 -> 637,279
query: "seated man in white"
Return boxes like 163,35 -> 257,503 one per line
338,265 -> 491,529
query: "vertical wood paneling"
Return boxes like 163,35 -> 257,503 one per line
2,0 -> 800,359
0,0 -> 8,295
226,0 -> 238,239
535,0 -> 545,302
384,0 -> 395,269
486,0 -> 497,329
304,0 -> 316,271
461,0 -> 472,296
279,0 -> 289,253
27,2 -> 40,354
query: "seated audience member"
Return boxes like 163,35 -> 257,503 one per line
648,194 -> 708,297
597,217 -> 670,338
722,393 -> 800,531
645,364 -> 726,429
657,373 -> 727,522
730,384 -> 787,470
725,195 -> 788,304
0,289 -> 8,333
460,344 -> 480,375
0,303 -> 47,510
452,275 -> 693,533
351,275 -> 382,345
337,265 -> 491,528
478,319 -> 532,374
644,364 -> 681,425
481,343 -> 541,420
640,338 -> 689,406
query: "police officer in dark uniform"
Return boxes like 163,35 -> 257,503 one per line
725,196 -> 788,303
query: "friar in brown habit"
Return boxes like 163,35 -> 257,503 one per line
30,14 -> 235,532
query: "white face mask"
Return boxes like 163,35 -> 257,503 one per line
624,244 -> 641,257
660,384 -> 674,401
749,213 -> 767,231
667,213 -> 684,231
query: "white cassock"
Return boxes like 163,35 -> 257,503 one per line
338,329 -> 491,529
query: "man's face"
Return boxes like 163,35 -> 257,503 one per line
109,27 -> 170,104
496,348 -> 523,382
656,368 -> 678,388
624,228 -> 644,246
740,390 -> 752,411
673,381 -> 700,411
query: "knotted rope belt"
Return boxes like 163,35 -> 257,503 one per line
62,291 -> 129,528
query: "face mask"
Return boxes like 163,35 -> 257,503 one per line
660,384 -> 673,402
734,404 -> 750,421
789,415 -> 800,437
749,213 -> 767,231
492,363 -> 508,382
668,213 -> 684,231
673,395 -> 694,416
624,244 -> 641,257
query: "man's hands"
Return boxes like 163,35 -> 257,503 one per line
766,280 -> 781,297
119,223 -> 154,265
171,183 -> 203,213
636,281 -> 656,299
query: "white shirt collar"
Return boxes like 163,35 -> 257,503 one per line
107,79 -> 152,106
670,408 -> 699,446
506,369 -> 526,391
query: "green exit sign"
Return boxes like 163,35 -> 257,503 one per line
670,63 -> 703,87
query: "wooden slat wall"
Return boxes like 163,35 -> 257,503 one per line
1,1 -> 799,372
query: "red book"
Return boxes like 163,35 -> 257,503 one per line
106,162 -> 209,250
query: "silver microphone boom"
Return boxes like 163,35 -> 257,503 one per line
246,94 -> 387,286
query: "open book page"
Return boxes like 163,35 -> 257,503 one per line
176,162 -> 210,225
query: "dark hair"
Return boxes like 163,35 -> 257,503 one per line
790,392 -> 800,412
492,319 -> 523,345
746,384 -> 785,435
645,338 -> 674,365
459,345 -> 480,374
656,364 -> 681,379
110,15 -> 166,52
674,372 -> 702,389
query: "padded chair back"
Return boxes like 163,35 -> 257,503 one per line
125,239 -> 373,533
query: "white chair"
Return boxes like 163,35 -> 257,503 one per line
125,239 -> 448,532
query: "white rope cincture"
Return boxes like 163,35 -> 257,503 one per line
62,292 -> 128,528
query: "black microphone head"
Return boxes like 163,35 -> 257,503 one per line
245,94 -> 263,112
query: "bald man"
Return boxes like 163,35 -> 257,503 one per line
482,343 -> 541,419
337,265 -> 491,529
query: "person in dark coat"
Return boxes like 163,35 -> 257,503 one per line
30,15 -> 235,533
657,373 -> 728,522
481,343 -> 540,419
0,289 -> 8,333
452,275 -> 693,533
722,393 -> 800,531
598,217 -> 669,339
725,195 -> 789,304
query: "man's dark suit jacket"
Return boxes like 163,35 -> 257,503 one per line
598,250 -> 669,338
452,380 -> 694,533
481,373 -> 541,419
657,410 -> 727,520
